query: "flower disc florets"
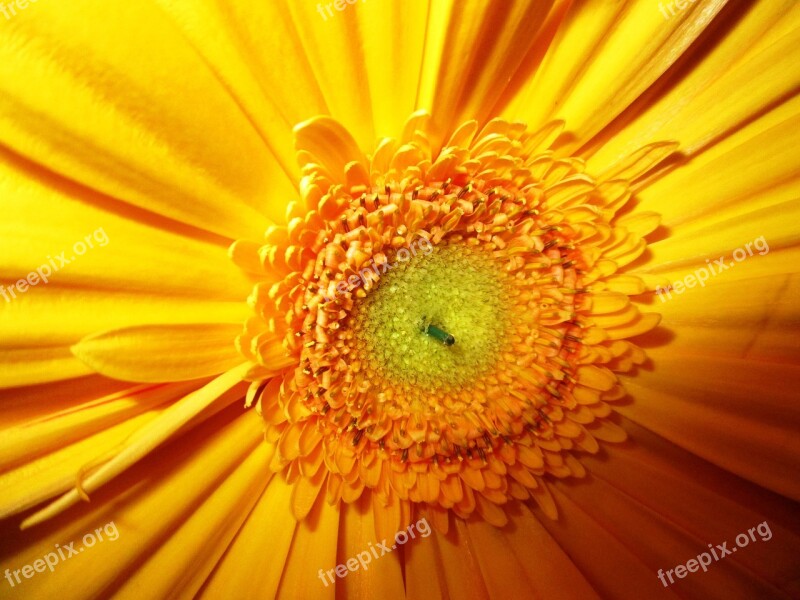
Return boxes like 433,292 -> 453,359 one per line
233,113 -> 662,527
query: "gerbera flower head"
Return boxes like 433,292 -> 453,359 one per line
235,112 -> 665,529
3,2 -> 799,598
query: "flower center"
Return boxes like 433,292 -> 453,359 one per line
350,242 -> 510,400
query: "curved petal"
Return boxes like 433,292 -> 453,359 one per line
0,1 -> 282,237
0,150 -> 255,300
0,407 -> 262,598
587,1 -> 800,165
71,324 -> 245,383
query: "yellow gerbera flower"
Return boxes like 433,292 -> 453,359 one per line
1,1 -> 799,599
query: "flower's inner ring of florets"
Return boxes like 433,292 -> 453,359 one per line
290,178 -> 586,464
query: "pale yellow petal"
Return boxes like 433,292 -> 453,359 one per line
71,324 -> 245,383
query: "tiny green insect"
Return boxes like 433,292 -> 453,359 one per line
420,316 -> 455,346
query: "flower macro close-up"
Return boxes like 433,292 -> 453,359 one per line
1,0 -> 799,598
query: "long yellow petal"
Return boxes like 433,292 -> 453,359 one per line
20,365 -> 249,528
200,474 -> 297,600
71,324 -> 245,383
2,409 -> 262,598
0,1 -> 277,238
0,152 -> 255,300
0,347 -> 92,389
0,289 -> 248,349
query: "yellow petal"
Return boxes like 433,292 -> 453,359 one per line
0,288 -> 248,348
0,154 -> 254,299
294,116 -> 368,182
0,2 -> 279,238
572,420 -> 800,596
620,355 -> 800,500
507,0 -> 725,146
0,381 -> 198,471
0,346 -> 92,389
200,472 -> 297,599
275,490 -> 339,600
3,409 -> 262,598
333,493 -> 405,600
114,437 -> 272,597
20,365 -> 249,528
589,2 -> 800,164
284,2 -> 376,148
71,324 -> 244,383
420,1 -> 556,133
0,403 -> 163,519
